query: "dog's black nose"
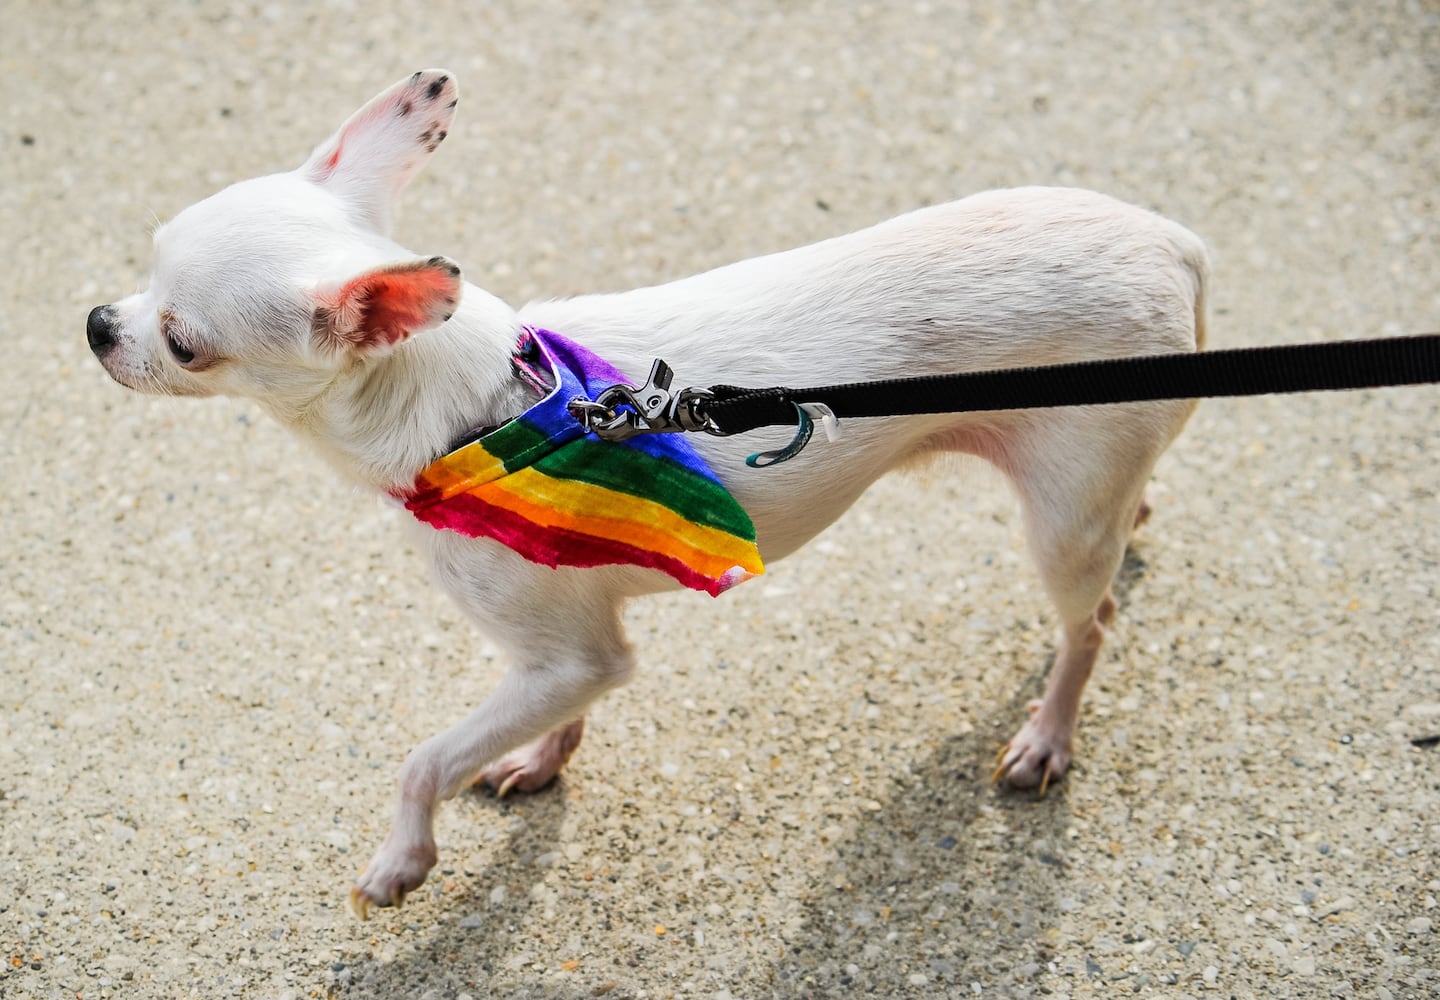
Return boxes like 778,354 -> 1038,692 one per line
87,305 -> 117,355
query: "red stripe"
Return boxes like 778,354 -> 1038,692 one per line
411,490 -> 731,596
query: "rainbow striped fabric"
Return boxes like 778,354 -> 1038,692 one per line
402,327 -> 764,596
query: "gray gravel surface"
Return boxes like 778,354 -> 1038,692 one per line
4,1 -> 1438,997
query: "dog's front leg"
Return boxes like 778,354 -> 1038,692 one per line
477,716 -> 587,797
351,543 -> 634,916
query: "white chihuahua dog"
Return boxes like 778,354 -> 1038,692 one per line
88,70 -> 1207,915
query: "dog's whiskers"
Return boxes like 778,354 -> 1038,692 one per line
138,365 -> 179,402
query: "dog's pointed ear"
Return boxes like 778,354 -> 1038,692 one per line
313,257 -> 462,353
300,70 -> 458,234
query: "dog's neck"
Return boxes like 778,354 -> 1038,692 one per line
278,285 -> 532,494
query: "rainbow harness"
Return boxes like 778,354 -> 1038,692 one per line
401,327 -> 764,596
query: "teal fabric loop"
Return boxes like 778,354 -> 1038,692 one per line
746,403 -> 814,468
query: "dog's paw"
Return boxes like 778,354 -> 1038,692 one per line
478,719 -> 585,797
992,700 -> 1073,796
1134,494 -> 1153,528
349,836 -> 438,919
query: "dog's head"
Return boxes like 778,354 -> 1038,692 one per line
87,70 -> 465,414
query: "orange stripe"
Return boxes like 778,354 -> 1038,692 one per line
482,468 -> 763,577
412,447 -> 508,501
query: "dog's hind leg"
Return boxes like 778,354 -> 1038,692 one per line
989,407 -> 1176,792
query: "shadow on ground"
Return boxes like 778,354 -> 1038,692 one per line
339,548 -> 1147,997
340,788 -> 573,996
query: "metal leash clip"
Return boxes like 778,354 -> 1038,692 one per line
568,359 -> 722,441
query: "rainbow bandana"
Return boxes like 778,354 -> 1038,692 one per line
401,327 -> 764,596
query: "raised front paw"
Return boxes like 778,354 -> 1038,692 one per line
992,700 -> 1074,796
349,836 -> 438,919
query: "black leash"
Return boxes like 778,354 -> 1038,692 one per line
704,333 -> 1440,434
569,333 -> 1440,463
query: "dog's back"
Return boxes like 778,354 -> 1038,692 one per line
523,186 -> 1207,561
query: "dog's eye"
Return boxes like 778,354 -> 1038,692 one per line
160,314 -> 198,366
166,332 -> 196,366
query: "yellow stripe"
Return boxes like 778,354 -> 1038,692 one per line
484,468 -> 764,576
413,446 -> 508,502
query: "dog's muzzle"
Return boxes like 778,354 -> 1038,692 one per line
87,305 -> 118,357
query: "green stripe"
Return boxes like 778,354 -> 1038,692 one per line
479,418 -> 562,471
532,438 -> 756,540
